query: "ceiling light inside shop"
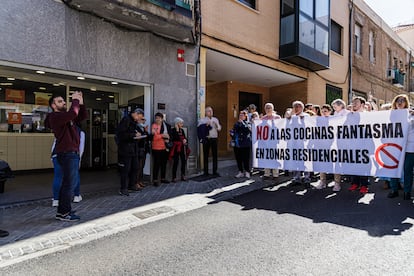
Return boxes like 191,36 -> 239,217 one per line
108,95 -> 115,98
39,87 -> 46,90
90,87 -> 97,91
96,97 -> 102,101
6,77 -> 15,81
0,82 -> 13,85
53,83 -> 60,86
36,70 -> 45,74
77,76 -> 85,80
111,81 -> 118,85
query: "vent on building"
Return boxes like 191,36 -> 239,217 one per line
186,63 -> 196,77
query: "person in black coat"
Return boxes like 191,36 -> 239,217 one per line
117,108 -> 145,196
136,116 -> 149,188
230,110 -> 252,178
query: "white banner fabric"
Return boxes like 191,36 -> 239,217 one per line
252,110 -> 410,178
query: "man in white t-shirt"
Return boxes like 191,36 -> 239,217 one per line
286,101 -> 311,187
198,106 -> 221,176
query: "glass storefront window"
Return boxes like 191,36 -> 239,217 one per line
299,14 -> 315,48
315,0 -> 329,26
0,77 -> 66,133
300,0 -> 313,17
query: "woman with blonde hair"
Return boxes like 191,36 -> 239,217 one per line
170,117 -> 188,182
388,94 -> 413,199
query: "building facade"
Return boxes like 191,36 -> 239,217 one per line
351,0 -> 414,106
200,0 -> 349,154
0,0 -> 198,173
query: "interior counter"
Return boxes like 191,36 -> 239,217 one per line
0,133 -> 55,171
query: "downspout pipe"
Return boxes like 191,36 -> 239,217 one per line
195,0 -> 202,171
348,0 -> 354,104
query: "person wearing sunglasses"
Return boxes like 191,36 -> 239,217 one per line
388,94 -> 414,200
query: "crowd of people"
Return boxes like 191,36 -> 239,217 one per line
45,93 -> 192,221
116,110 -> 191,196
228,94 -> 414,200
44,91 -> 413,222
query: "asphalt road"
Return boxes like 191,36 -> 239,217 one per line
3,182 -> 414,275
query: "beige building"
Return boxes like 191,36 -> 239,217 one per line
200,0 -> 414,155
200,0 -> 349,154
351,0 -> 414,106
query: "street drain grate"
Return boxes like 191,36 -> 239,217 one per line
133,206 -> 175,220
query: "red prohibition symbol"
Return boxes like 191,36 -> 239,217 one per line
374,143 -> 403,169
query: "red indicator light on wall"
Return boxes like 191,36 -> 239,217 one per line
177,49 -> 185,62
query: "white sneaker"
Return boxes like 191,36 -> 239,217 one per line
315,180 -> 327,190
235,172 -> 244,178
73,195 -> 83,203
52,199 -> 59,207
245,172 -> 250,178
333,183 -> 341,192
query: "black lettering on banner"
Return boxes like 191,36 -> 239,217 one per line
256,148 -> 264,159
331,149 -> 338,162
394,122 -> 403,138
285,128 -> 291,140
327,126 -> 334,139
382,123 -> 393,138
364,125 -> 373,139
270,129 -> 275,140
373,123 -> 381,138
362,149 -> 370,163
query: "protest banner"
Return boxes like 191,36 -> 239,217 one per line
252,110 -> 409,178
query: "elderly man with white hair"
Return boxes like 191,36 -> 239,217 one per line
286,100 -> 311,187
261,102 -> 281,180
198,106 -> 222,176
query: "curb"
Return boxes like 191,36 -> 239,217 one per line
0,174 -> 280,268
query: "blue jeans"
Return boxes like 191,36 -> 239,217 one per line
57,152 -> 80,215
52,156 -> 80,200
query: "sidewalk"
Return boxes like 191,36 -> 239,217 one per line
0,159 -> 284,267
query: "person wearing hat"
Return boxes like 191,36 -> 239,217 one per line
117,107 -> 145,196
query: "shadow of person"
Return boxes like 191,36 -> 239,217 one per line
211,179 -> 413,237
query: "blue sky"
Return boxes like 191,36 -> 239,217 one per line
363,0 -> 414,27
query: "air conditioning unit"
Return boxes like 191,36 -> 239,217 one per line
386,69 -> 395,80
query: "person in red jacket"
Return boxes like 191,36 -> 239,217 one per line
45,92 -> 88,221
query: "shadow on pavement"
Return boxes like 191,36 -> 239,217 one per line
0,164 -> 245,246
211,179 -> 414,237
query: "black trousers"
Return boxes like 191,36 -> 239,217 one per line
351,175 -> 368,187
203,138 -> 218,174
172,149 -> 186,179
118,155 -> 138,191
234,147 -> 250,172
152,149 -> 168,181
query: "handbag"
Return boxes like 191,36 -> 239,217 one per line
163,121 -> 173,150
165,140 -> 173,149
